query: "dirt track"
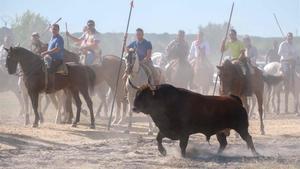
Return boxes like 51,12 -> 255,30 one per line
1,91 -> 300,169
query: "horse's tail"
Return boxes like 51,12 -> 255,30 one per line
262,73 -> 283,87
86,66 -> 96,93
230,94 -> 243,105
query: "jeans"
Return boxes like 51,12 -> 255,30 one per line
44,55 -> 63,73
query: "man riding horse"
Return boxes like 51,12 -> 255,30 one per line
41,24 -> 64,93
165,30 -> 194,88
126,28 -> 159,85
221,29 -> 253,95
278,32 -> 298,112
67,20 -> 101,65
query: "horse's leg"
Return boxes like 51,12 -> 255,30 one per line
51,92 -> 62,124
28,91 -> 40,128
255,92 -> 265,135
276,85 -> 281,114
112,101 -> 121,125
119,100 -> 128,124
250,96 -> 257,118
64,90 -> 73,124
80,88 -> 95,129
125,92 -> 134,134
38,94 -> 44,123
95,91 -> 103,118
71,89 -> 81,127
22,90 -> 30,125
42,94 -> 51,114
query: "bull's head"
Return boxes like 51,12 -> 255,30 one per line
129,79 -> 156,114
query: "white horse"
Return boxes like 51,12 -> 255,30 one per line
263,62 -> 283,114
125,50 -> 162,134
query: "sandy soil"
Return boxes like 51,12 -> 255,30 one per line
1,91 -> 300,169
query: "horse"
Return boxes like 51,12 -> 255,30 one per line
89,55 -> 128,125
17,47 -> 81,125
124,50 -> 165,134
217,59 -> 282,135
190,56 -> 214,94
165,58 -> 194,89
5,47 -> 96,128
263,62 -> 283,114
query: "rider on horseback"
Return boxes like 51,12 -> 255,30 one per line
41,24 -> 64,92
126,28 -> 159,85
278,32 -> 298,90
189,31 -> 211,66
166,30 -> 189,62
67,20 -> 101,65
30,32 -> 47,55
221,29 -> 253,95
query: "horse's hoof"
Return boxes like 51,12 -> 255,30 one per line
32,123 -> 38,128
124,130 -> 130,134
71,123 -> 77,128
90,124 -> 96,129
81,109 -> 88,116
261,130 -> 265,135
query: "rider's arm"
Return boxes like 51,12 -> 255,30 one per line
66,32 -> 82,43
145,41 -> 152,60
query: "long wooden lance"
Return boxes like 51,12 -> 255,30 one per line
212,2 -> 235,95
108,0 -> 134,130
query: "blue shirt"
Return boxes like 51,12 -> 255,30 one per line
48,34 -> 64,60
127,39 -> 152,61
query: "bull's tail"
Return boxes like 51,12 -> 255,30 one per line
262,74 -> 283,87
86,66 -> 96,94
230,94 -> 243,105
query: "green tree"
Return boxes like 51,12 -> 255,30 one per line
11,10 -> 50,48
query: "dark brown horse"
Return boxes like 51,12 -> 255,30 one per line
5,47 -> 96,128
217,59 -> 283,135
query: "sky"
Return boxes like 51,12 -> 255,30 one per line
1,0 -> 300,37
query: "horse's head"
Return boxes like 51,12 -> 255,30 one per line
217,59 -> 235,95
4,47 -> 19,74
125,48 -> 139,74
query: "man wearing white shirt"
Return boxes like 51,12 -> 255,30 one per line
278,32 -> 297,111
189,31 -> 210,61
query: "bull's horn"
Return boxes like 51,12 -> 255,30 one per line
128,79 -> 140,90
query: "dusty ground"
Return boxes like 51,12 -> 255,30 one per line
1,91 -> 300,169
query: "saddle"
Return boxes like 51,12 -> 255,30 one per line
56,63 -> 68,75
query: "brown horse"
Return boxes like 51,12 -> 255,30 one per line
5,47 -> 96,128
217,59 -> 266,134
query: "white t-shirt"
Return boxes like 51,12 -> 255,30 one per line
188,40 -> 210,60
278,40 -> 297,61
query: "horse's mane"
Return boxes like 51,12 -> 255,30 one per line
13,47 -> 41,60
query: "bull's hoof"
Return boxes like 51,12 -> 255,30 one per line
32,123 -> 38,128
158,147 -> 167,156
89,124 -> 96,129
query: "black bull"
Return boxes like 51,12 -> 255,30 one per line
131,83 -> 258,157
